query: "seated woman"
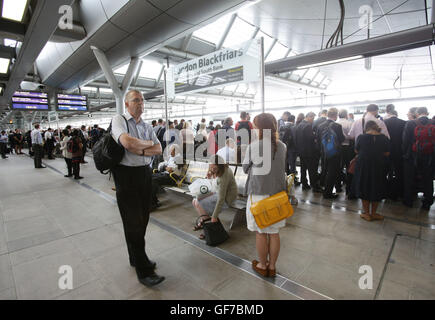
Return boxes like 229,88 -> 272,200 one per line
192,154 -> 238,240
151,144 -> 185,209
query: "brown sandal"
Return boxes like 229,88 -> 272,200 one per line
372,213 -> 384,221
199,233 -> 205,240
360,213 -> 372,221
252,260 -> 268,277
268,268 -> 276,277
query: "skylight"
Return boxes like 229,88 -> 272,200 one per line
2,0 -> 28,22
193,14 -> 232,45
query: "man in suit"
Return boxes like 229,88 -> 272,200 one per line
384,107 -> 406,200
317,108 -> 345,199
402,107 -> 434,210
295,112 -> 322,192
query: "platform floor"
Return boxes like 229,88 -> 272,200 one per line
0,153 -> 434,300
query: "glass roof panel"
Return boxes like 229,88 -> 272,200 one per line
223,17 -> 256,48
266,42 -> 289,62
304,68 -> 319,81
114,64 -> 128,75
139,59 -> 163,79
193,14 -> 232,45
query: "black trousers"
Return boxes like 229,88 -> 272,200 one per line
403,158 -> 434,207
33,144 -> 43,168
300,155 -> 319,187
286,150 -> 297,176
0,143 -> 6,158
81,146 -> 87,162
64,158 -> 72,176
386,155 -> 404,200
112,165 -> 154,278
72,160 -> 80,178
324,154 -> 341,196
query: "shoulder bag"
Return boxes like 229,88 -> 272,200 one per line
250,191 -> 294,229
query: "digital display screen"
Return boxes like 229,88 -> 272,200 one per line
12,91 -> 49,110
56,93 -> 88,111
12,103 -> 49,110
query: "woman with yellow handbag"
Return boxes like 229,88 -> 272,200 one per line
243,113 -> 292,278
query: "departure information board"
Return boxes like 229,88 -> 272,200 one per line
56,93 -> 88,111
12,91 -> 49,110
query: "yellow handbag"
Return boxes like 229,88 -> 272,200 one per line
250,191 -> 294,229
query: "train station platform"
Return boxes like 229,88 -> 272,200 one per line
0,153 -> 434,300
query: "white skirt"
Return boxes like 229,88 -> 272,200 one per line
246,194 -> 286,234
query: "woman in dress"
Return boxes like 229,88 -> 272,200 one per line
243,113 -> 287,277
352,120 -> 390,221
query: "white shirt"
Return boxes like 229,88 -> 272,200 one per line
81,130 -> 88,140
336,118 -> 353,146
44,131 -> 52,141
216,146 -> 236,163
111,110 -> 160,167
348,113 -> 390,141
32,129 -> 43,145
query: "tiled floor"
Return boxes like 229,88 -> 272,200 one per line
0,152 -> 434,300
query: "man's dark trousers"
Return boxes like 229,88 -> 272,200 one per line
112,165 -> 154,278
323,154 -> 341,196
403,157 -> 434,207
33,144 -> 43,168
300,156 -> 319,187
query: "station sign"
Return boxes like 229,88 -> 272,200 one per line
12,91 -> 49,110
167,39 -> 261,97
56,93 -> 88,111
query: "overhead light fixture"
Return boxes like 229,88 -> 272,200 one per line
2,0 -> 29,22
0,58 -> 11,74
296,55 -> 364,69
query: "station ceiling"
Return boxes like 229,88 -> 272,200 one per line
0,0 -> 433,125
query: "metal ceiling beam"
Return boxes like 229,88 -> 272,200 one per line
155,65 -> 165,88
0,19 -> 26,41
132,60 -> 143,87
265,38 -> 277,60
181,33 -> 193,51
216,13 -> 237,50
266,24 -> 435,74
0,0 -> 74,108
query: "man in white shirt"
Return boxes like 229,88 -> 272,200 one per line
348,104 -> 390,142
216,138 -> 236,164
110,89 -> 164,287
44,128 -> 55,159
31,124 -> 45,168
337,109 -> 354,193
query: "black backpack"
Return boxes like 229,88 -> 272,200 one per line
92,116 -> 129,174
279,123 -> 294,148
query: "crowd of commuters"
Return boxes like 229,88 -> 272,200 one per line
1,95 -> 434,286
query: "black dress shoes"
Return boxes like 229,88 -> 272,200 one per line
323,193 -> 338,199
138,272 -> 165,287
64,174 -> 73,178
130,259 -> 156,269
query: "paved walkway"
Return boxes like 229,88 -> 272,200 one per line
0,153 -> 434,299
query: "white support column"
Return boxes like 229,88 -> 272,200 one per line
91,46 -> 141,115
